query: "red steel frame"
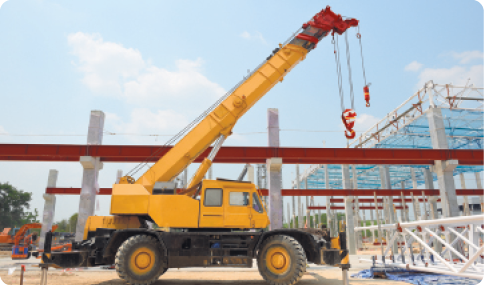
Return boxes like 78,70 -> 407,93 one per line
46,188 -> 483,197
1,144 -> 482,165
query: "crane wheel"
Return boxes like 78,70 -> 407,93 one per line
115,235 -> 166,285
257,235 -> 307,285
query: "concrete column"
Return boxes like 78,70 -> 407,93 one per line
459,173 -> 470,216
410,168 -> 421,220
267,108 -> 282,230
342,165 -> 356,255
286,203 -> 291,229
400,181 -> 409,222
292,187 -> 296,229
379,165 -> 397,253
267,157 -> 283,230
296,164 -> 302,228
115,170 -> 123,184
40,170 -> 58,250
247,164 -> 255,184
75,110 -> 105,241
476,172 -> 483,213
317,205 -> 321,229
423,167 -> 441,253
423,168 -> 438,219
427,84 -> 459,217
352,165 -> 362,250
183,169 -> 188,188
324,165 -> 333,235
369,209 -> 375,243
305,178 -> 310,228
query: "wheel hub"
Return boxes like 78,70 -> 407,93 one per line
135,252 -> 151,269
271,253 -> 286,269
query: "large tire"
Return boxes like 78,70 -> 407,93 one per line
115,235 -> 166,285
257,235 -> 306,285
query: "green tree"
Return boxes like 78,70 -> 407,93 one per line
0,182 -> 33,229
55,213 -> 78,232
21,208 -> 40,224
68,213 -> 78,233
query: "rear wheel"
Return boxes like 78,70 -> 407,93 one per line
257,235 -> 306,285
115,235 -> 166,285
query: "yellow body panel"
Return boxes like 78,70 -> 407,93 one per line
83,216 -> 141,240
148,195 -> 200,228
110,184 -> 150,215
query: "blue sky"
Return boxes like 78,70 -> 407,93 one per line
0,0 -> 483,221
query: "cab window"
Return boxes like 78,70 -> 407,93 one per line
229,192 -> 249,206
204,188 -> 223,207
252,193 -> 263,213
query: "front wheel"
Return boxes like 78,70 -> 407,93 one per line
115,235 -> 166,285
257,235 -> 307,285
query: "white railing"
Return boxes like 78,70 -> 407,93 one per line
355,215 -> 484,279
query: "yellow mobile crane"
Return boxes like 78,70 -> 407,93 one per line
41,6 -> 359,285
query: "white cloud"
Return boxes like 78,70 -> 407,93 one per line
240,31 -> 251,40
0,0 -> 8,10
0,125 -> 6,134
239,31 -> 267,45
450,51 -> 483,64
106,109 -> 188,138
355,113 -> 380,132
417,64 -> 483,88
68,32 -> 225,111
405,61 -> 423,72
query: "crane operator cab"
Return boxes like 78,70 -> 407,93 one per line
108,179 -> 270,231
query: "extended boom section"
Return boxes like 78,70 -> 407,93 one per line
119,6 -> 358,193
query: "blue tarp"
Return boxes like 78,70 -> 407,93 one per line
351,269 -> 482,285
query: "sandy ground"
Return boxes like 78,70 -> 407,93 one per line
0,254 -> 402,285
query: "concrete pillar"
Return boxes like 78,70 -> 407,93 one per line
305,178 -> 310,228
317,205 -> 321,229
379,165 -> 397,253
267,157 -> 283,230
410,169 -> 421,220
324,165 -> 333,235
423,168 -> 441,253
292,187 -> 296,229
342,165 -> 356,255
183,169 -> 188,188
369,208 -> 375,243
476,172 -> 483,213
247,164 -> 255,184
352,165 -> 362,250
267,108 -> 282,230
400,181 -> 409,222
115,170 -> 123,184
427,83 -> 459,217
296,164 -> 302,228
286,203 -> 291,229
75,110 -> 105,241
459,173 -> 470,216
40,170 -> 58,250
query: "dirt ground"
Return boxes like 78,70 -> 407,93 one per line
0,268 -> 403,285
0,247 -> 404,285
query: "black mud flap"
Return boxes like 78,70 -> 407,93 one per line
42,251 -> 89,268
318,248 -> 349,266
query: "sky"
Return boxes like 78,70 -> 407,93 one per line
0,0 -> 483,222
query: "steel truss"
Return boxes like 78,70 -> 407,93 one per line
355,215 -> 484,279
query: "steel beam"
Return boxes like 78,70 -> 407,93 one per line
1,144 -> 482,165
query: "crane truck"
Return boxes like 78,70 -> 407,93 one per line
40,6 -> 359,285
